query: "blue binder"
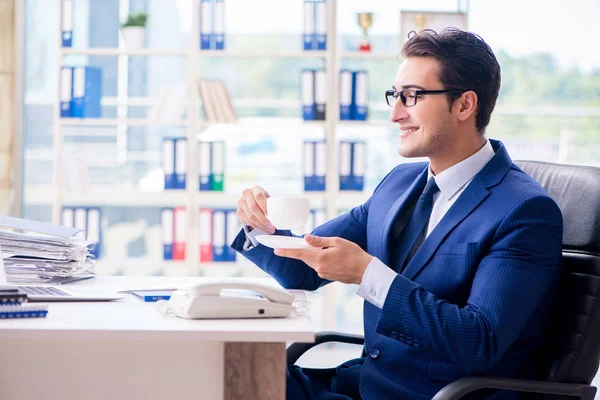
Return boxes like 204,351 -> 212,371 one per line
214,0 -> 225,50
200,0 -> 212,50
352,70 -> 368,121
315,0 -> 327,50
161,208 -> 174,260
301,69 -> 315,120
314,140 -> 326,191
71,66 -> 102,118
303,0 -> 316,50
212,209 -> 227,262
339,69 -> 353,120
314,69 -> 326,121
351,141 -> 365,191
61,0 -> 73,48
162,138 -> 176,190
60,66 -> 73,117
303,141 -> 315,191
225,210 -> 238,261
174,138 -> 188,190
86,208 -> 102,259
339,141 -> 352,191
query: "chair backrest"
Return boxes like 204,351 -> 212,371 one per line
515,160 -> 600,386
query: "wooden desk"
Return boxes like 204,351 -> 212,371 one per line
0,276 -> 315,400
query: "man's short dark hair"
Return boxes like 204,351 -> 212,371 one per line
401,28 -> 501,133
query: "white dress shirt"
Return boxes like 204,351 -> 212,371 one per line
356,140 -> 495,308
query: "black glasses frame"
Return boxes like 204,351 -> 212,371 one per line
385,89 -> 465,107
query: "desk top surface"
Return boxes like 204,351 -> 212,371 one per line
0,276 -> 315,343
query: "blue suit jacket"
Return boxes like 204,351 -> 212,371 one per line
231,140 -> 563,400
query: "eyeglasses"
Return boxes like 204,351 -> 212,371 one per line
385,89 -> 465,107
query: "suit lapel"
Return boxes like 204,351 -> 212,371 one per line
379,167 -> 428,266
401,139 -> 513,280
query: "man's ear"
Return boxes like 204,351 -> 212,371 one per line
456,91 -> 478,122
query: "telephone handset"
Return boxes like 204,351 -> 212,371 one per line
166,280 -> 295,319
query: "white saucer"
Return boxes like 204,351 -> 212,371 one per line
255,235 -> 321,250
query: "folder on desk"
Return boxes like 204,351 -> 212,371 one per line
175,138 -> 188,190
161,208 -> 174,260
61,0 -> 73,48
163,138 -> 176,190
200,0 -> 212,50
72,66 -> 102,118
315,0 -> 327,50
214,0 -> 225,50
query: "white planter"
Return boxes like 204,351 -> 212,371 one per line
121,26 -> 146,50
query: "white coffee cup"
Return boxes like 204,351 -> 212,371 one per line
266,196 -> 311,230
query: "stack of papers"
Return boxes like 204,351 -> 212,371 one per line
1,227 -> 96,285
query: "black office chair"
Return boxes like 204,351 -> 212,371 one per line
287,160 -> 600,399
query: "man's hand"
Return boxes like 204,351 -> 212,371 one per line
236,186 -> 276,234
274,235 -> 374,285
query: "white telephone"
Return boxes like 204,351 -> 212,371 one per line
165,280 -> 296,319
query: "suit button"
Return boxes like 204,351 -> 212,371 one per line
369,348 -> 381,359
398,334 -> 406,342
413,339 -> 421,348
390,331 -> 398,340
406,336 -> 413,345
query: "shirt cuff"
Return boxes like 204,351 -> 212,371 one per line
356,257 -> 398,309
242,225 -> 268,251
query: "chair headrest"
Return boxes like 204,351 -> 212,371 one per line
515,161 -> 600,255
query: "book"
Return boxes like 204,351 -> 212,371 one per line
0,303 -> 48,319
0,292 -> 28,305
132,291 -> 173,302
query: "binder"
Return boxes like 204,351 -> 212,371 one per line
212,210 -> 227,262
173,207 -> 187,261
339,141 -> 352,190
315,0 -> 327,50
210,141 -> 225,191
72,66 -> 102,118
161,208 -> 174,260
60,67 -> 73,117
175,138 -> 188,190
199,208 -> 213,262
314,69 -> 326,121
198,141 -> 211,191
339,70 -> 353,120
0,292 -> 28,305
61,207 -> 74,227
303,0 -> 315,50
74,207 -> 87,240
0,303 -> 48,319
352,70 -> 368,120
226,210 -> 238,261
315,141 -> 326,191
162,138 -> 175,190
303,141 -> 315,191
214,0 -> 225,50
352,141 -> 365,191
200,0 -> 212,50
86,208 -> 101,259
61,0 -> 73,48
301,70 -> 315,120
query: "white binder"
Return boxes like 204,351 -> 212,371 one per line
303,0 -> 315,50
304,141 -> 315,191
315,0 -> 327,50
301,70 -> 315,120
175,138 -> 188,190
339,70 -> 353,120
339,141 -> 352,190
162,138 -> 175,189
314,69 -> 326,120
315,141 -> 326,191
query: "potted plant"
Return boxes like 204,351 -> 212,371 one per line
120,12 -> 148,50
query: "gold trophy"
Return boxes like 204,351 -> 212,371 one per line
414,14 -> 427,32
357,12 -> 373,52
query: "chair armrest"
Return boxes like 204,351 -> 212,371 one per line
432,376 -> 597,400
287,331 -> 365,365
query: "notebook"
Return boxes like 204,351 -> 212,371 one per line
0,303 -> 48,319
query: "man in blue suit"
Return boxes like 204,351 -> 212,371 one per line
231,28 -> 563,400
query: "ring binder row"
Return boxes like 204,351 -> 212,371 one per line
303,140 -> 366,192
60,66 -> 103,118
62,207 -> 102,259
302,70 -> 369,121
161,208 -> 240,262
162,138 -> 225,192
0,303 -> 48,319
200,0 -> 226,50
303,0 -> 328,51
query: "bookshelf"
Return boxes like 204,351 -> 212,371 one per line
48,0 -> 397,275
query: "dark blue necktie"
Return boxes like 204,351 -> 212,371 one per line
391,177 -> 440,272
